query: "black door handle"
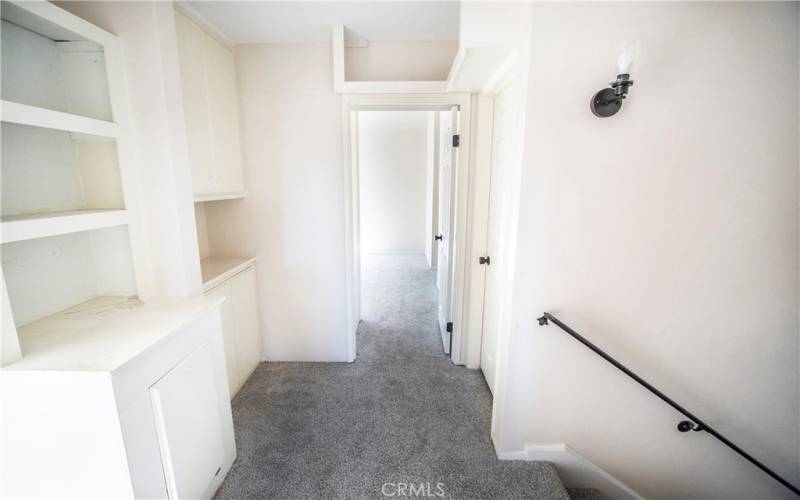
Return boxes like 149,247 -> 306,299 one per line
479,256 -> 491,265
434,235 -> 443,241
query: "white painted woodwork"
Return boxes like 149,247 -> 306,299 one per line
200,255 -> 256,292
206,282 -> 239,395
0,99 -> 118,137
2,123 -> 123,219
480,81 -> 520,394
150,342 -> 227,499
1,209 -> 129,243
436,107 -> 458,353
342,93 -> 473,365
1,297 -> 236,499
0,18 -> 112,121
203,263 -> 261,397
2,227 -> 137,328
230,267 -> 261,385
175,10 -> 214,195
174,9 -> 245,201
0,2 -> 143,353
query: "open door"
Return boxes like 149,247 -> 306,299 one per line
436,106 -> 459,354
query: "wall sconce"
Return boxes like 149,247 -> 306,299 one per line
591,43 -> 638,117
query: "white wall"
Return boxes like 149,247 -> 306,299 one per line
358,111 -> 428,255
345,41 -> 457,81
202,43 -> 348,362
425,112 -> 439,268
495,2 -> 799,499
56,1 -> 203,300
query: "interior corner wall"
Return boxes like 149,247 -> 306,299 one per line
202,42 -> 348,362
55,1 -> 203,299
498,2 -> 800,499
357,111 -> 428,256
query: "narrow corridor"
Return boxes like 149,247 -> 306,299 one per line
215,255 -> 567,499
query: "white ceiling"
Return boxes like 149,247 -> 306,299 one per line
184,1 -> 460,44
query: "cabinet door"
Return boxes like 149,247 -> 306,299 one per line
150,342 -> 226,499
231,267 -> 261,383
206,282 -> 239,396
202,33 -> 244,195
174,11 -> 214,195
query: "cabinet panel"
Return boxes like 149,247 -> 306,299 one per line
202,32 -> 244,194
231,267 -> 260,382
206,283 -> 238,395
150,341 -> 226,499
174,11 -> 214,195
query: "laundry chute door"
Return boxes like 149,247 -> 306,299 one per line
437,106 -> 459,353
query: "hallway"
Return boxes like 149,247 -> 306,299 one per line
215,255 -> 567,499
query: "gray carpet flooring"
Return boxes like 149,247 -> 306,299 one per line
215,254 -> 569,499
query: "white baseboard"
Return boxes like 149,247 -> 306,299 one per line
498,443 -> 643,500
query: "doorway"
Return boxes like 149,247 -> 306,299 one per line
341,94 -> 473,364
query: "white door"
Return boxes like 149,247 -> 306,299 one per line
481,81 -> 520,394
231,267 -> 261,383
150,342 -> 227,499
436,107 -> 458,353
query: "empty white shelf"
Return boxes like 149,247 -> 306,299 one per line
200,256 -> 256,292
7,295 -> 223,372
0,100 -> 119,138
1,209 -> 130,243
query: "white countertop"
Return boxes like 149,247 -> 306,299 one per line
200,256 -> 256,291
7,295 -> 223,372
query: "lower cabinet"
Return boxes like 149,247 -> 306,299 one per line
0,299 -> 236,499
205,264 -> 261,397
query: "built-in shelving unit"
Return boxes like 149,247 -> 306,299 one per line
0,1 -> 141,365
201,255 -> 256,292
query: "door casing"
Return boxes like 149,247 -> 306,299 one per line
341,94 -> 479,366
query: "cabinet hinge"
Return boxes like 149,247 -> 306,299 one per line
452,134 -> 460,148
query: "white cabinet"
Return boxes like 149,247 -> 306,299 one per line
203,262 -> 261,397
174,10 -> 245,201
1,298 -> 236,499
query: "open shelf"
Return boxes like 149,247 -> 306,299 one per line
201,256 -> 256,292
1,100 -> 118,137
1,3 -> 114,122
6,295 -> 219,371
1,208 -> 129,243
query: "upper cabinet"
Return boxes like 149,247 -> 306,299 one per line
175,9 -> 245,201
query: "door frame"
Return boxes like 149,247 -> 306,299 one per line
341,93 -> 482,366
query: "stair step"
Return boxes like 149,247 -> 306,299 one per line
567,487 -> 608,500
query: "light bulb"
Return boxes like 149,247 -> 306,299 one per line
617,41 -> 639,75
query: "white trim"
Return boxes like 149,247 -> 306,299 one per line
511,443 -> 645,500
193,192 -> 247,203
0,101 -> 119,138
2,0 -> 117,46
342,93 -> 479,366
1,209 -> 130,244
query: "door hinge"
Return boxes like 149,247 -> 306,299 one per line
479,256 -> 491,265
452,134 -> 460,148
446,322 -> 453,333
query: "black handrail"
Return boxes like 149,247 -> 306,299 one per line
537,311 -> 800,497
